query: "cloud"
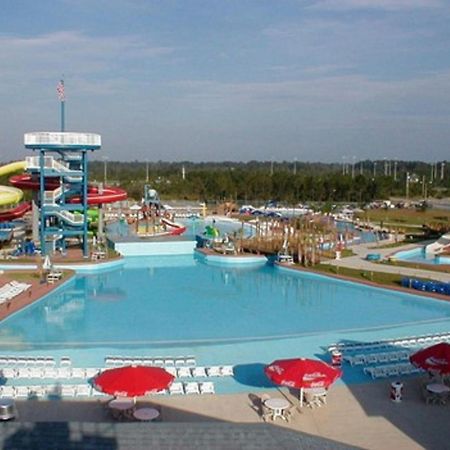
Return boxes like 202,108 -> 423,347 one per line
0,31 -> 175,86
310,0 -> 443,11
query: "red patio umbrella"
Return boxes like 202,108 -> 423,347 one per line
93,366 -> 175,397
409,342 -> 450,375
265,358 -> 342,407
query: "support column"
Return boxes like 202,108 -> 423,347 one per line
39,150 -> 46,255
32,193 -> 39,244
82,150 -> 89,257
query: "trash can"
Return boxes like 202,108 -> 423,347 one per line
390,381 -> 403,403
331,350 -> 342,367
0,398 -> 16,421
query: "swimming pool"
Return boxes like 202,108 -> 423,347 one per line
106,216 -> 254,240
394,247 -> 450,265
1,254 -> 450,382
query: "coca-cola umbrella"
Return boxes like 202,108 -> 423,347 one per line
409,342 -> 450,375
265,358 -> 342,407
93,366 -> 175,398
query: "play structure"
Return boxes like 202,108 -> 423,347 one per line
1,132 -> 128,256
132,185 -> 186,237
425,232 -> 450,256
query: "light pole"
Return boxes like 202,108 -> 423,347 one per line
351,156 -> 356,179
293,157 -> 297,175
406,172 -> 410,199
394,159 -> 398,181
373,161 -> 377,177
103,156 -> 109,185
146,159 -> 149,183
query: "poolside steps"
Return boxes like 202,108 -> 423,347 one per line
328,332 -> 450,354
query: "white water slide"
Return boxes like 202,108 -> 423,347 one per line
425,233 -> 450,255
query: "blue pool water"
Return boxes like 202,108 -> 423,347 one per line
2,254 -> 450,347
106,217 -> 254,239
394,247 -> 450,265
1,254 -> 450,391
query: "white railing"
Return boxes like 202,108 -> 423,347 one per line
24,132 -> 101,148
43,187 -> 63,205
55,210 -> 84,225
26,156 -> 81,174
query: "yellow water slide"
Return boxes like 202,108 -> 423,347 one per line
0,161 -> 26,206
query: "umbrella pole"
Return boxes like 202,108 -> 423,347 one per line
299,387 -> 303,408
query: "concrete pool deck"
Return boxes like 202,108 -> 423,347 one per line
7,376 -> 450,449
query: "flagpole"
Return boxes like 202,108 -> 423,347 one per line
60,79 -> 65,132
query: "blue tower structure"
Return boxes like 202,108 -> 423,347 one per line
24,132 -> 101,257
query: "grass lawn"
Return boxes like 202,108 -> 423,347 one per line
310,263 -> 438,287
355,208 -> 450,230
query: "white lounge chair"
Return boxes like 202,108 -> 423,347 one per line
165,367 -> 177,377
199,382 -> 215,394
60,357 -> 72,367
184,382 -> 200,395
71,368 -> 85,379
177,367 -> 192,378
220,365 -> 234,376
85,368 -> 100,379
192,367 -> 207,378
1,386 -> 15,397
76,385 -> 91,397
169,382 -> 184,395
15,386 -> 29,398
206,366 -> 221,377
61,385 -> 76,397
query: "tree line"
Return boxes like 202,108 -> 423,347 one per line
88,160 -> 449,204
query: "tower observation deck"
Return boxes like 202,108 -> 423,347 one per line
24,131 -> 101,257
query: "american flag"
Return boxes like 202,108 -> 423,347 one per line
56,80 -> 65,101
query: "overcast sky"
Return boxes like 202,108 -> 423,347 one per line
1,0 -> 449,162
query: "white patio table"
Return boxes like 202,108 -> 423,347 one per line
264,398 -> 290,421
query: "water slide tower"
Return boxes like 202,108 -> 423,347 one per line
24,132 -> 101,257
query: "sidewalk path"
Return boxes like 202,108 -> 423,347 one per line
322,240 -> 449,283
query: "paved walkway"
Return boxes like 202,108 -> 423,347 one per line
322,241 -> 449,283
7,376 -> 450,449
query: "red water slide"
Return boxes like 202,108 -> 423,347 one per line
9,174 -> 127,205
0,201 -> 31,222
